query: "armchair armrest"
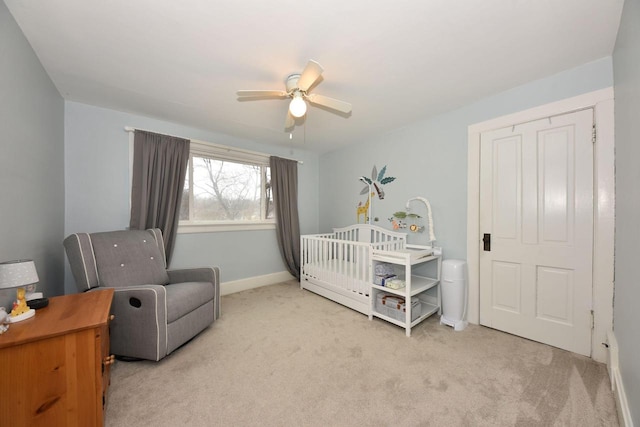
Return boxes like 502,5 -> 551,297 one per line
167,267 -> 218,283
103,285 -> 168,361
167,267 -> 220,320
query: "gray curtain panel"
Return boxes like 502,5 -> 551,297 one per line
270,156 -> 301,280
130,130 -> 190,263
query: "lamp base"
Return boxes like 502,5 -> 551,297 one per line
9,309 -> 35,323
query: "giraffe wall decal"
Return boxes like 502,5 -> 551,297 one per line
356,193 -> 372,223
356,165 -> 396,224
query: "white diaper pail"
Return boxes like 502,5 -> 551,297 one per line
440,259 -> 468,331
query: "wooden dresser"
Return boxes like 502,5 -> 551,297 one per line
0,288 -> 114,427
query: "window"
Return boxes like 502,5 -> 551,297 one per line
179,140 -> 274,233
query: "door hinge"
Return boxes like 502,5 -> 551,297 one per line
592,124 -> 597,144
591,310 -> 595,329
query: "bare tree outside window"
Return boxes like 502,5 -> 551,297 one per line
265,167 -> 274,220
180,155 -> 272,223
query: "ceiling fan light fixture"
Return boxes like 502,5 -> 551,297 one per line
289,92 -> 307,118
237,60 -> 350,129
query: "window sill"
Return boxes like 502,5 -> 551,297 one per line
177,221 -> 276,234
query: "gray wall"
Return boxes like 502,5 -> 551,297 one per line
319,57 -> 613,263
64,101 -> 319,293
613,0 -> 640,422
0,2 -> 65,307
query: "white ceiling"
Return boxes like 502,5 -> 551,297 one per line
6,0 -> 624,153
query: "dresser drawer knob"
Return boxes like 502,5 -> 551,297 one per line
109,314 -> 115,321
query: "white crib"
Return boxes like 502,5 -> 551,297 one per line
300,224 -> 407,314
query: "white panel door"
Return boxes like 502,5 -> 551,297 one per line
479,109 -> 594,356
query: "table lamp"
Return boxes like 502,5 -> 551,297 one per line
0,259 -> 39,323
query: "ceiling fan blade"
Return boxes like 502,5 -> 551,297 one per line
307,93 -> 352,114
284,111 -> 295,129
296,60 -> 324,92
237,90 -> 287,98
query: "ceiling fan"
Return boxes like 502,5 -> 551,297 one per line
236,60 -> 352,130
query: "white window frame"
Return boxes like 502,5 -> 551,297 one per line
178,140 -> 275,234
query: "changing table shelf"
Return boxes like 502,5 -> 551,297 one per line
369,244 -> 442,336
372,300 -> 440,329
371,275 -> 438,297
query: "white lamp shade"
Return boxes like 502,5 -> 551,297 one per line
0,260 -> 39,289
289,93 -> 307,118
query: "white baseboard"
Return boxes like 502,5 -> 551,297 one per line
220,271 -> 295,296
607,331 -> 634,427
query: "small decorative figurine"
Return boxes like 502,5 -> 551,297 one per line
390,211 -> 423,232
409,224 -> 423,232
10,287 -> 30,317
0,308 -> 9,334
388,217 -> 407,230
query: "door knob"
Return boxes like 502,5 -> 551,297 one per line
483,233 -> 491,251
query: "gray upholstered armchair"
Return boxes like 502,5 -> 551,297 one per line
64,228 -> 220,361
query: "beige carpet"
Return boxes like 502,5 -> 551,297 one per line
105,281 -> 619,426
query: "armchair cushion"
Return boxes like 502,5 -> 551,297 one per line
90,230 -> 170,287
165,282 -> 215,323
168,268 -> 221,321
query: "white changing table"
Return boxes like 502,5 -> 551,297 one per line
369,245 -> 442,336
